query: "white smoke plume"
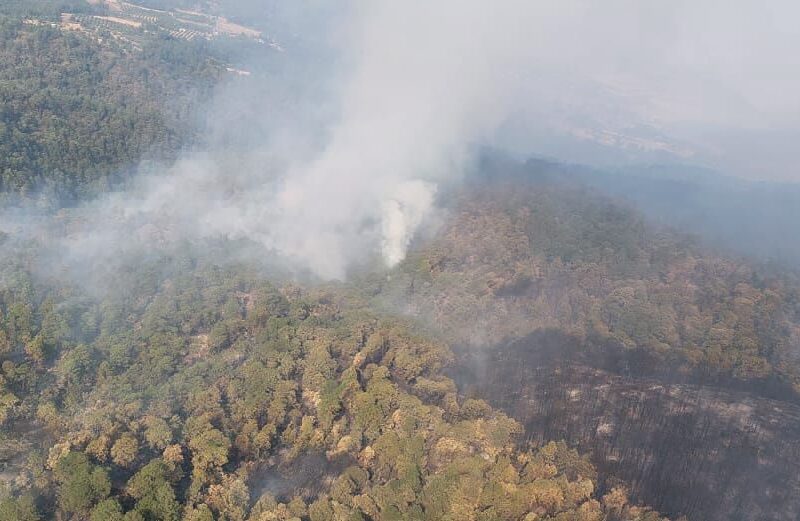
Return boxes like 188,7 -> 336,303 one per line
381,180 -> 437,268
225,0 -> 540,278
4,0 -> 799,284
19,0 -> 543,281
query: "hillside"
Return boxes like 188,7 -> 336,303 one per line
363,156 -> 800,520
373,157 -> 800,398
565,163 -> 800,268
0,1 -> 264,202
3,152 -> 799,520
0,244 -> 670,520
1,3 -> 799,521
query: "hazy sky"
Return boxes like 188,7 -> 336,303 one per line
94,1 -> 800,277
7,1 -> 799,286
463,0 -> 800,181
240,0 -> 800,182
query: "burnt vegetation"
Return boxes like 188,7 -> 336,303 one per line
1,3 -> 800,521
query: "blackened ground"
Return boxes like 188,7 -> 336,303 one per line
250,451 -> 355,503
452,330 -> 800,521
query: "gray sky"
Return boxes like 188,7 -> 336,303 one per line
462,0 -> 800,181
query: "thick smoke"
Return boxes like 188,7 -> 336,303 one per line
243,0 -> 539,277
8,0 -> 544,281
3,0 -> 798,284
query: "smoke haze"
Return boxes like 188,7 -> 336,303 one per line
3,0 -> 799,281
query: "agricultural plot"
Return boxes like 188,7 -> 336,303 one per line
107,1 -> 261,41
60,1 -> 265,44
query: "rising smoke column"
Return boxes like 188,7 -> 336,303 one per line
244,0 -> 538,278
21,0 -> 794,282
48,0 -> 541,281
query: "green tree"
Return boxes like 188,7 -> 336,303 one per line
127,459 -> 182,521
144,416 -> 174,450
54,452 -> 111,516
90,499 -> 125,521
111,432 -> 140,468
189,428 -> 230,474
0,494 -> 40,521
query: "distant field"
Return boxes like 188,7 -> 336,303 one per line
94,15 -> 142,28
63,0 -> 264,43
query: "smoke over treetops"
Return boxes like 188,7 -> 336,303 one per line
1,1 -> 541,281
4,0 -> 798,281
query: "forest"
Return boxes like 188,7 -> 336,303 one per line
0,4 -> 673,519
1,2 -> 799,521
0,241 -> 672,520
373,161 -> 800,399
6,153 -> 800,519
0,4 -> 222,202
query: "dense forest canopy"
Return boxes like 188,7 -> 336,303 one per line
0,17 -> 221,201
0,0 -> 273,204
0,237 -> 672,520
3,159 -> 800,518
548,162 -> 800,268
1,2 -> 799,521
0,3 -> 661,519
372,161 -> 800,399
